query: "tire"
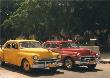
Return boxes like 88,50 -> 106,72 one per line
0,60 -> 1,66
64,57 -> 73,70
0,61 -> 5,66
22,60 -> 31,72
50,67 -> 57,72
87,64 -> 96,69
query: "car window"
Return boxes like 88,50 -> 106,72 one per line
43,43 -> 51,48
60,42 -> 79,48
51,44 -> 58,48
12,43 -> 18,49
5,43 -> 11,48
61,42 -> 70,48
4,42 -> 18,49
44,43 -> 59,48
19,41 -> 42,48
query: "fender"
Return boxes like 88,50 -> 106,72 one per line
16,52 -> 38,66
0,49 -> 3,61
60,51 -> 77,61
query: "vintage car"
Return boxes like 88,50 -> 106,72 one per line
43,40 -> 99,70
0,40 -> 62,72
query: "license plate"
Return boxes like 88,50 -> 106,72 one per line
89,61 -> 96,64
47,64 -> 56,67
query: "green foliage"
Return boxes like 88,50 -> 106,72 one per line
0,0 -> 110,43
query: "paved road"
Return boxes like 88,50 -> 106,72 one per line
0,64 -> 110,78
101,52 -> 110,59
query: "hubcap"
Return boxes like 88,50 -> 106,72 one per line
23,61 -> 30,71
65,58 -> 73,69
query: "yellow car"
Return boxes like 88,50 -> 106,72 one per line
0,40 -> 62,72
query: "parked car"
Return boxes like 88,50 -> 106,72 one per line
43,40 -> 99,70
0,40 -> 62,72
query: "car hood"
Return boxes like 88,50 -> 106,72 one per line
20,48 -> 54,58
61,48 -> 91,56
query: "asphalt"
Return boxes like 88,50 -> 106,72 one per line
99,52 -> 110,64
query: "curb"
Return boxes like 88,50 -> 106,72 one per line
99,59 -> 110,64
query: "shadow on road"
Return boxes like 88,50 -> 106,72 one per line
61,66 -> 103,73
73,67 -> 103,73
1,64 -> 64,77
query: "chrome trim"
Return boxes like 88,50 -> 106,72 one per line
75,56 -> 97,65
31,59 -> 62,68
75,61 -> 97,65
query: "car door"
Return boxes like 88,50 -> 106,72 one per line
9,42 -> 19,65
3,42 -> 19,65
3,42 -> 12,63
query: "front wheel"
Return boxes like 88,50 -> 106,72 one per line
64,57 -> 73,70
22,60 -> 31,72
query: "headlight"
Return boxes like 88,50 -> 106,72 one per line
33,55 -> 38,60
96,53 -> 99,56
57,55 -> 61,59
96,53 -> 100,59
76,53 -> 81,58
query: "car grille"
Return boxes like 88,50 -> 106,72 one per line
80,56 -> 96,62
37,58 -> 57,64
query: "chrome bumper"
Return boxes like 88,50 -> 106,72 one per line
31,60 -> 62,68
75,60 -> 97,65
75,56 -> 98,65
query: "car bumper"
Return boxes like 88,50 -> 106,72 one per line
31,60 -> 62,68
74,57 -> 98,65
75,60 -> 97,65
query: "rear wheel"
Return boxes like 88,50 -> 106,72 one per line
64,57 -> 73,70
22,60 -> 31,72
0,61 -> 5,66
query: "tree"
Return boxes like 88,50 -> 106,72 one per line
0,0 -> 23,24
1,0 -> 53,42
1,0 -> 110,43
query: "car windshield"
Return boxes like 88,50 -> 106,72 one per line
61,42 -> 79,48
19,41 -> 42,48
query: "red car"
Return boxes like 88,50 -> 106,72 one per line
43,40 -> 99,70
